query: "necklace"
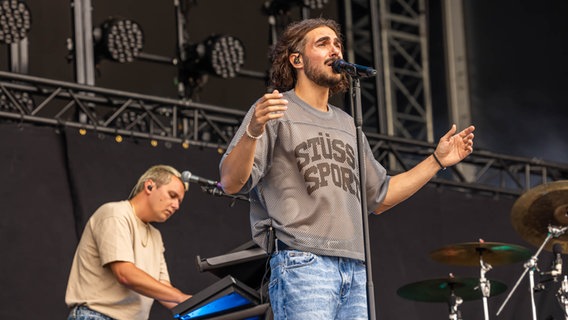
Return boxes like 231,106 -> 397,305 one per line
129,200 -> 151,247
141,223 -> 151,248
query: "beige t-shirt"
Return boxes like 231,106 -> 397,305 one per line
65,200 -> 170,320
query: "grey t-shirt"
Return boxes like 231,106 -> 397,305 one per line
221,90 -> 389,261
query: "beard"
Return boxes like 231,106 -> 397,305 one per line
303,56 -> 342,88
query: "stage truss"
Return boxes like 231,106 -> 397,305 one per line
1,70 -> 567,197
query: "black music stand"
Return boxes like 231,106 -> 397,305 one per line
195,240 -> 269,290
172,275 -> 268,320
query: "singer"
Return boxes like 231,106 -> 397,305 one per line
219,18 -> 475,320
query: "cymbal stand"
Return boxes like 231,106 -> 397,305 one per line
449,291 -> 463,320
496,225 -> 568,319
556,275 -> 568,320
478,254 -> 493,320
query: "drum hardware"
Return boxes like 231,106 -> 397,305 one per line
511,180 -> 568,253
496,225 -> 568,319
500,180 -> 568,319
557,276 -> 568,320
397,274 -> 507,320
430,241 -> 530,320
449,291 -> 463,320
479,255 -> 492,320
430,241 -> 531,267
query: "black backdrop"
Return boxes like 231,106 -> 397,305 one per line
1,122 -> 564,319
0,123 -> 252,319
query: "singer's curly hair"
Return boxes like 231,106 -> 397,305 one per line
269,18 -> 349,95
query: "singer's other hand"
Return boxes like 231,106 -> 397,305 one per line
248,90 -> 288,137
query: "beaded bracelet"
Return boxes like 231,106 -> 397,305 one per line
432,152 -> 446,170
245,123 -> 263,140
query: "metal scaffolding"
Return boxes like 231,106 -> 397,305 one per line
341,0 -> 386,135
1,70 -> 567,197
377,0 -> 434,142
344,0 -> 433,142
0,71 -> 244,149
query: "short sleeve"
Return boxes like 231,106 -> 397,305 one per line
93,216 -> 135,266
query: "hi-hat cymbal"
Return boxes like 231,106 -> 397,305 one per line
430,242 -> 531,266
397,277 -> 507,303
511,180 -> 568,252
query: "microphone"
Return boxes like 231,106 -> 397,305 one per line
181,171 -> 220,188
332,59 -> 377,78
552,243 -> 564,278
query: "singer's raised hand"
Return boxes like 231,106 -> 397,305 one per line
433,124 -> 475,168
247,90 -> 288,137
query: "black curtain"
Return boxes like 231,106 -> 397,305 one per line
0,124 -> 252,319
0,123 -> 563,319
0,124 -> 76,319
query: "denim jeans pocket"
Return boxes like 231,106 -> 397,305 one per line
282,250 -> 316,269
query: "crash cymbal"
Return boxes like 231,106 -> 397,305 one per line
511,180 -> 568,252
430,242 -> 531,266
397,277 -> 507,303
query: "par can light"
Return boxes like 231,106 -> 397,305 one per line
0,0 -> 31,44
183,34 -> 245,79
94,17 -> 144,63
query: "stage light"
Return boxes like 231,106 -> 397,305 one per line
262,0 -> 329,15
201,130 -> 211,142
183,34 -> 245,79
114,111 -> 147,132
0,89 -> 34,113
0,0 -> 31,44
302,0 -> 329,9
93,17 -> 144,63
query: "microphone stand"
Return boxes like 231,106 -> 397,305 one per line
200,186 -> 250,207
348,74 -> 376,320
496,225 -> 568,318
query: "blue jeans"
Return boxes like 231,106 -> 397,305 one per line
268,249 -> 368,320
67,305 -> 114,320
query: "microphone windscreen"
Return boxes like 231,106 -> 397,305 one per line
181,171 -> 192,183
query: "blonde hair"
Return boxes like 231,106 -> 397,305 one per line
128,165 -> 187,199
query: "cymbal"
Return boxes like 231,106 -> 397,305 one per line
430,242 -> 531,266
397,277 -> 507,303
511,180 -> 568,252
